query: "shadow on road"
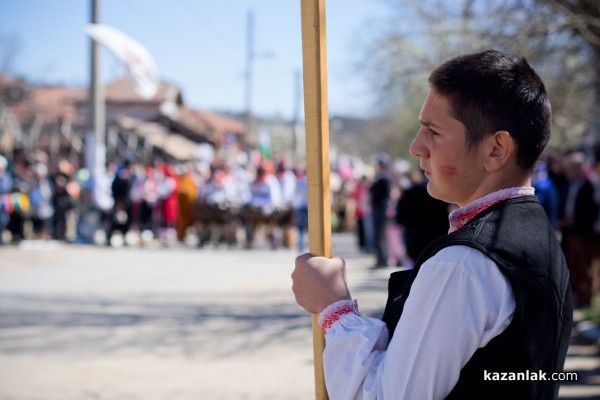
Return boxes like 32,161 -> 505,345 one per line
0,293 -> 311,359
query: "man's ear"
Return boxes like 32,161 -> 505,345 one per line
484,130 -> 515,172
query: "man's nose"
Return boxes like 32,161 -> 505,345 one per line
409,129 -> 428,158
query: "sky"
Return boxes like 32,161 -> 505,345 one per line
0,0 -> 390,120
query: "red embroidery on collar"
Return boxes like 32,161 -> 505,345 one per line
448,187 -> 535,233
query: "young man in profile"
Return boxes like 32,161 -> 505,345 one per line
292,49 -> 573,399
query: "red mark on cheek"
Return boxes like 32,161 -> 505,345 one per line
439,165 -> 458,176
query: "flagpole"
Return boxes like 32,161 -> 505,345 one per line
300,0 -> 331,399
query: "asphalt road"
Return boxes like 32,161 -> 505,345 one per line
0,233 -> 598,399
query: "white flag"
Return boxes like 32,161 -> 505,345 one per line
85,24 -> 159,99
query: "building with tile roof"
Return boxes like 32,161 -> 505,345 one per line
0,75 -> 245,165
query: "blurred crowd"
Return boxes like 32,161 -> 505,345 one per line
0,150 -> 310,250
0,146 -> 598,305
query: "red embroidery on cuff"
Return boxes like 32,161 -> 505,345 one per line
320,304 -> 356,335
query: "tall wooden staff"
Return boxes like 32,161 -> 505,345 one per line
300,0 -> 331,399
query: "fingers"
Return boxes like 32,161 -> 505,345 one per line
291,254 -> 351,313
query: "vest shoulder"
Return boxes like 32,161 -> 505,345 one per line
423,196 -> 564,277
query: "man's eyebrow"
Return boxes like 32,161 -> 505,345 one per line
419,119 -> 443,129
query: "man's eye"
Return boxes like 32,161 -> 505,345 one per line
429,128 -> 439,136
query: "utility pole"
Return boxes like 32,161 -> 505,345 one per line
244,8 -> 255,148
85,0 -> 106,180
243,9 -> 279,150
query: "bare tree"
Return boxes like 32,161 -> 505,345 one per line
542,0 -> 600,138
357,0 -> 600,155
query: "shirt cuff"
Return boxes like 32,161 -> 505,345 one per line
318,299 -> 360,335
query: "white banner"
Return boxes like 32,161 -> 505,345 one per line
85,24 -> 159,99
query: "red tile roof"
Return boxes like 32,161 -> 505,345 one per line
175,107 -> 244,142
11,86 -> 85,126
104,77 -> 183,104
2,76 -> 244,143
0,75 -> 23,87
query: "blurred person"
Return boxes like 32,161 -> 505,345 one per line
329,170 -> 343,231
385,180 -> 409,267
532,160 -> 560,228
140,166 -> 160,234
128,163 -> 146,233
395,174 -> 450,264
559,151 -> 600,306
92,163 -> 116,242
107,160 -> 134,245
73,168 -> 99,244
196,161 -> 237,247
229,158 -> 252,207
292,50 -> 572,399
351,175 -> 372,253
369,153 -> 391,268
292,167 -> 309,252
8,157 -> 34,242
51,173 -> 74,241
241,164 -> 283,249
49,158 -> 79,241
0,155 -> 13,244
332,174 -> 352,232
157,163 -> 179,242
275,159 -> 297,248
176,162 -> 198,242
29,163 -> 54,240
546,149 -> 568,197
228,158 -> 252,244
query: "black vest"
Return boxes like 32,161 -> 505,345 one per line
381,196 -> 573,399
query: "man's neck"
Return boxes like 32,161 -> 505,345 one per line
459,169 -> 532,208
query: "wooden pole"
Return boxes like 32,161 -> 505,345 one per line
300,0 -> 331,399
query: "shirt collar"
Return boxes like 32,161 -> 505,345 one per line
448,187 -> 535,233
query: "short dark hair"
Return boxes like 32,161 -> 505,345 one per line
428,49 -> 551,170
